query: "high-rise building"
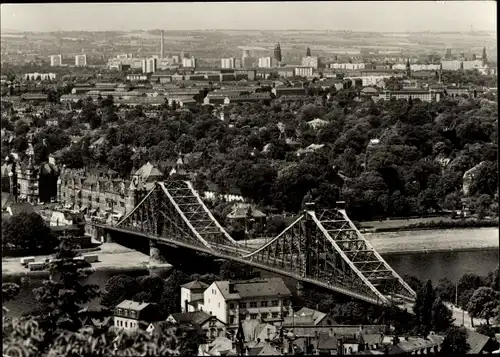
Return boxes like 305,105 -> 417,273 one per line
306,47 -> 311,57
160,30 -> 165,59
221,58 -> 236,69
258,57 -> 273,68
301,56 -> 319,69
242,49 -> 251,59
242,56 -> 254,68
482,47 -> 488,66
142,58 -> 157,74
235,59 -> 242,68
50,55 -> 62,67
273,43 -> 282,63
182,57 -> 196,68
75,54 -> 87,67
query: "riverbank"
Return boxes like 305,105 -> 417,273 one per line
1,243 -> 172,278
366,228 -> 499,254
244,227 -> 499,254
360,216 -> 498,233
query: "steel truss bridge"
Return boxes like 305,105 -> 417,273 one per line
95,180 -> 416,306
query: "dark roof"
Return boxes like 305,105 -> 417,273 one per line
8,203 -> 35,215
170,311 -> 212,325
217,278 -> 292,300
317,333 -> 339,350
181,280 -> 209,290
467,330 -> 491,354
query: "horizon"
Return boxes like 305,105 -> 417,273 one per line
1,1 -> 496,33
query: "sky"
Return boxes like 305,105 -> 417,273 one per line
0,1 -> 496,33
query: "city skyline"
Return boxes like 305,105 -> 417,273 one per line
0,1 -> 496,33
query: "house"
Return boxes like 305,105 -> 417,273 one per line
200,278 -> 292,331
241,319 -> 279,342
181,280 -> 209,312
244,341 -> 282,355
284,307 -> 337,327
167,311 -> 226,340
272,87 -> 307,97
467,330 -> 499,354
198,336 -> 234,356
113,300 -> 159,331
226,203 -> 266,231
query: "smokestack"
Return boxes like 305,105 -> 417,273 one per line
160,30 -> 164,59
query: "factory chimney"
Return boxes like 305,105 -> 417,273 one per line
160,30 -> 164,59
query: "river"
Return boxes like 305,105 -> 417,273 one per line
3,228 -> 499,318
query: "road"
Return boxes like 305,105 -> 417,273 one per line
445,302 -> 486,330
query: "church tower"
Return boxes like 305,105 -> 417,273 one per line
273,43 -> 282,66
25,135 -> 39,204
306,47 -> 311,57
406,59 -> 411,78
482,47 -> 488,66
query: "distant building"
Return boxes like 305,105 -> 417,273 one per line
167,311 -> 226,340
182,57 -> 196,68
294,67 -> 313,77
301,56 -> 319,69
258,57 -> 273,68
75,54 -> 87,67
379,89 -> 442,102
221,58 -> 236,69
273,43 -> 282,64
50,55 -> 62,67
330,63 -> 366,70
142,58 -> 157,74
24,73 -> 56,81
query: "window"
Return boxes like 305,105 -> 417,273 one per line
115,320 -> 118,326
250,302 -> 257,308
124,310 -> 128,316
261,312 -> 268,319
130,311 -> 136,318
229,316 -> 235,324
95,197 -> 100,203
117,309 -> 122,315
239,302 -> 246,309
272,300 -> 279,307
261,301 -> 268,307
229,303 -> 235,309
125,321 -> 128,328
218,302 -> 220,308
120,202 -> 124,207
272,313 -> 279,319
250,314 -> 258,320
283,311 -> 289,318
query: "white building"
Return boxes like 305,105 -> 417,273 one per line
258,57 -> 273,68
441,60 -> 462,71
75,54 -> 87,67
142,58 -> 157,74
329,63 -> 366,70
182,57 -> 196,68
221,58 -> 236,69
294,66 -> 313,77
301,56 -> 319,69
50,55 -> 62,67
392,63 -> 440,71
462,60 -> 485,70
113,300 -> 157,331
182,278 -> 292,330
24,73 -> 56,81
181,280 -> 209,313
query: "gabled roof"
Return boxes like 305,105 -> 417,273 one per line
116,300 -> 150,311
181,280 -> 209,290
467,330 -> 491,354
7,203 -> 35,216
134,162 -> 164,181
220,278 -> 292,300
294,307 -> 327,325
169,311 -> 213,325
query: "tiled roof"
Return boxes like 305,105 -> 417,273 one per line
134,162 -> 163,181
295,307 -> 327,325
317,333 -> 339,350
181,280 -> 209,290
170,311 -> 212,325
227,278 -> 292,299
116,300 -> 150,311
467,330 -> 491,354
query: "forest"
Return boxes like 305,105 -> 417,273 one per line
2,84 -> 498,222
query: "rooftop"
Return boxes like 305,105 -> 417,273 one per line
116,300 -> 150,311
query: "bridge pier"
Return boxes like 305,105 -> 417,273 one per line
149,240 -> 168,264
296,281 -> 305,297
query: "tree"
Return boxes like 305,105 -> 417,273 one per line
441,326 -> 470,354
107,144 -> 134,178
2,212 -> 58,253
430,297 -> 454,332
101,274 -> 140,308
467,287 -> 500,325
32,241 -> 100,352
2,283 -> 20,303
413,280 -> 435,334
436,278 -> 455,303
